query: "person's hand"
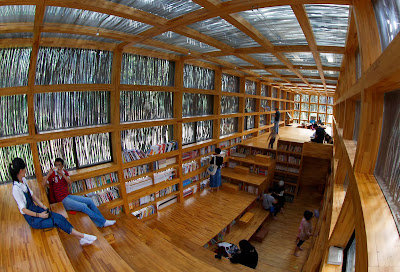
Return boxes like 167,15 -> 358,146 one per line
48,168 -> 54,175
57,168 -> 64,176
39,211 -> 49,218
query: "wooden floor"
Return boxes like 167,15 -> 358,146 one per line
147,189 -> 256,246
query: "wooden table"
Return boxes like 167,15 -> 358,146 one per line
221,168 -> 270,195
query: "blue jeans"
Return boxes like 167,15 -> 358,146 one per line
62,195 -> 106,227
274,121 -> 279,134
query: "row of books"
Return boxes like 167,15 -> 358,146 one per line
132,204 -> 156,220
238,147 -> 251,154
183,185 -> 198,198
277,154 -> 288,163
285,185 -> 296,194
238,183 -> 259,194
182,160 -> 199,175
288,156 -> 301,165
156,184 -> 179,198
183,175 -> 199,187
200,156 -> 211,167
86,186 -> 120,207
110,205 -> 124,215
123,164 -> 150,179
284,195 -> 294,203
122,140 -> 178,163
129,193 -> 155,210
157,195 -> 177,210
154,168 -> 177,184
182,150 -> 199,161
69,172 -> 118,193
278,143 -> 289,151
289,145 -> 302,153
275,164 -> 300,174
252,167 -> 268,176
243,134 -> 253,140
125,176 -> 152,193
200,178 -> 210,190
200,145 -> 215,155
200,170 -> 209,179
153,157 -> 177,170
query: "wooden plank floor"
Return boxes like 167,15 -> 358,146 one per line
148,189 -> 256,246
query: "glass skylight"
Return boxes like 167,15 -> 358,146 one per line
238,6 -> 308,45
153,31 -> 218,53
301,70 -> 320,77
188,17 -> 259,48
284,52 -> 316,66
324,70 -> 340,78
272,69 -> 297,76
305,4 -> 350,46
133,43 -> 182,55
44,7 -> 152,35
217,55 -> 252,66
41,33 -> 121,44
251,69 -> 272,75
320,53 -> 344,67
326,80 -> 338,85
0,33 -> 33,39
107,0 -> 202,19
0,5 -> 35,23
249,53 -> 283,65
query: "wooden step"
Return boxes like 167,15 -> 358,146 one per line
239,212 -> 254,225
221,182 -> 239,193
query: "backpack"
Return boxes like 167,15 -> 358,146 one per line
207,155 -> 218,176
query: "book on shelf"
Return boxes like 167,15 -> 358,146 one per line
125,176 -> 153,194
278,143 -> 289,151
123,164 -> 150,179
155,184 -> 179,198
122,149 -> 147,163
70,172 -> 118,194
277,154 -> 287,163
182,160 -> 199,175
110,205 -> 124,215
219,140 -> 230,148
183,185 -> 198,198
153,168 -> 177,184
200,171 -> 209,179
289,145 -> 302,153
122,141 -> 178,163
200,145 -> 215,155
132,204 -> 156,219
200,178 -> 210,190
86,186 -> 120,207
254,167 -> 268,176
284,194 -> 294,203
285,185 -> 296,194
157,195 -> 177,210
129,193 -> 155,210
288,156 -> 301,165
153,156 -> 177,170
182,149 -> 200,161
287,167 -> 300,174
238,146 -> 251,155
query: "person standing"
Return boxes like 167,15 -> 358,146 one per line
274,108 -> 281,134
294,210 -> 317,256
42,158 -> 116,228
209,148 -> 223,192
10,158 -> 97,246
266,127 -> 278,149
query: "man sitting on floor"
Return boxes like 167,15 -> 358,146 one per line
42,158 -> 116,228
262,188 -> 279,219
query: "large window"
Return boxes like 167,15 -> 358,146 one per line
182,120 -> 213,145
35,47 -> 113,84
245,80 -> 257,95
0,47 -> 31,87
222,73 -> 239,93
182,93 -> 213,117
121,125 -> 173,153
372,0 -> 400,50
375,89 -> 400,232
120,54 -> 174,86
342,232 -> 356,272
0,144 -> 35,183
0,95 -> 28,138
245,116 -> 255,130
221,96 -> 239,114
37,133 -> 112,173
220,117 -> 238,136
35,91 -> 110,131
245,98 -> 256,113
120,91 -> 173,122
183,64 -> 215,90
353,100 -> 361,143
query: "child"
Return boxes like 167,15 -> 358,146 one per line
267,128 -> 277,149
262,188 -> 279,219
294,210 -> 317,257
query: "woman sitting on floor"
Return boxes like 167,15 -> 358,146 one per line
229,240 -> 258,269
10,158 -> 97,246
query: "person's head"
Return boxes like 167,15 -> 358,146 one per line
304,210 -> 314,221
267,187 -> 274,194
215,148 -> 221,155
9,158 -> 26,182
275,108 -> 279,112
279,180 -> 284,187
54,158 -> 64,169
239,240 -> 255,252
313,123 -> 318,129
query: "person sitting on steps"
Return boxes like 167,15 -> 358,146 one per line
10,158 -> 97,246
42,158 -> 116,228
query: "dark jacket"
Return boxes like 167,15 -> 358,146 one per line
230,249 -> 258,269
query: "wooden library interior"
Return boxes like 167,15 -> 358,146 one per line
0,1 -> 399,271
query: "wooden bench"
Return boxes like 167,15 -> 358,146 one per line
50,201 -> 68,218
0,181 -> 75,272
252,225 -> 269,243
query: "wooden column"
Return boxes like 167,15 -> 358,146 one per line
213,68 -> 222,141
342,99 -> 356,140
353,0 -> 382,72
174,58 -> 184,202
27,1 -> 45,185
354,89 -> 384,174
110,48 -> 128,213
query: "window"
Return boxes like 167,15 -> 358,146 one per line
0,95 -> 28,138
259,115 -> 267,126
375,89 -> 400,232
182,93 -> 213,117
295,94 -> 301,102
182,120 -> 213,145
261,85 -> 269,96
183,64 -> 215,90
372,0 -> 400,50
0,47 -> 31,87
342,232 -> 356,272
35,91 -> 110,131
121,54 -> 174,86
222,73 -> 239,93
35,47 -> 113,84
310,95 -> 318,103
353,100 -> 361,143
272,88 -> 278,98
245,116 -> 255,130
327,96 -> 334,105
245,98 -> 256,113
220,117 -> 238,136
301,103 -> 309,111
120,91 -> 173,122
245,80 -> 257,95
302,94 -> 309,102
0,144 -> 35,183
221,96 -> 239,114
319,95 -> 327,104
310,104 -> 318,112
301,112 -> 309,120
121,125 -> 173,154
355,47 -> 362,80
319,105 -> 327,113
37,133 -> 112,173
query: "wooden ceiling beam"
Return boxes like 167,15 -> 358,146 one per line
241,65 -> 341,71
291,4 -> 327,93
0,38 -> 33,48
0,22 -> 33,33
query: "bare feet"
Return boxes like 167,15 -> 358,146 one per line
294,252 -> 299,257
298,247 -> 304,251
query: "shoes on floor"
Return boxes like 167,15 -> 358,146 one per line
104,220 -> 116,227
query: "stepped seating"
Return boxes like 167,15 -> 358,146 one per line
0,180 -> 75,272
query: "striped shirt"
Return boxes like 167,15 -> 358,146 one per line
49,171 -> 70,202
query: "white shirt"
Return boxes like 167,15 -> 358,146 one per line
12,177 -> 33,215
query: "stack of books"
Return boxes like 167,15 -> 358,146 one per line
86,186 -> 120,206
125,176 -> 153,193
132,205 -> 156,219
